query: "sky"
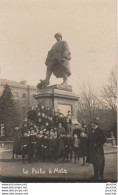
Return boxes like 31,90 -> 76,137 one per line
0,0 -> 116,94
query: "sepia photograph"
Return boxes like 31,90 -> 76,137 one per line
0,0 -> 117,183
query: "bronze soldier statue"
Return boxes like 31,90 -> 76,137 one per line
39,33 -> 71,87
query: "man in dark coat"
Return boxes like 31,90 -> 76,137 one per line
88,121 -> 106,179
40,33 -> 71,86
12,125 -> 22,159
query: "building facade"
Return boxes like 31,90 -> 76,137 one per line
0,79 -> 37,120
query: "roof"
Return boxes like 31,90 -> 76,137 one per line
0,78 -> 36,89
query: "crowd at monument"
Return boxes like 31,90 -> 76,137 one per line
13,103 -> 89,164
13,103 -> 106,179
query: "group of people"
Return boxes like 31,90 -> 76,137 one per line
13,123 -> 89,164
23,104 -> 72,135
13,103 -> 106,180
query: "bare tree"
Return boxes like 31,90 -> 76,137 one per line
77,83 -> 101,123
101,68 -> 117,123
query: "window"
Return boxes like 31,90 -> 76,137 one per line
22,93 -> 26,98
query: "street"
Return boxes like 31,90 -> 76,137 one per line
0,153 -> 117,182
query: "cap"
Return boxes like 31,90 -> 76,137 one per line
54,33 -> 62,39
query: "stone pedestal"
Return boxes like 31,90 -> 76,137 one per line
34,85 -> 79,124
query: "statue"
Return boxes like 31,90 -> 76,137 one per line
38,33 -> 71,89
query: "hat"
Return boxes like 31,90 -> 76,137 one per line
92,117 -> 99,125
54,33 -> 62,39
74,123 -> 78,126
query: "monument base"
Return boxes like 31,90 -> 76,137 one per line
34,85 -> 79,124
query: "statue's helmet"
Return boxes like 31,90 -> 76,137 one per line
54,33 -> 62,39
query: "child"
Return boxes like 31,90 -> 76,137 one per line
41,112 -> 45,125
66,134 -> 73,162
12,125 -> 22,159
53,134 -> 58,162
37,117 -> 42,127
28,129 -> 38,163
41,135 -> 49,161
48,116 -> 53,129
37,131 -> 44,161
49,134 -> 58,162
57,123 -> 65,137
63,135 -> 68,162
73,134 -> 80,163
21,131 -> 29,163
57,134 -> 65,162
45,106 -> 51,116
79,131 -> 89,165
27,130 -> 31,137
50,129 -> 54,138
53,127 -> 58,137
45,121 -> 50,131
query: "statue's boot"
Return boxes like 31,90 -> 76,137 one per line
61,74 -> 68,85
40,70 -> 52,86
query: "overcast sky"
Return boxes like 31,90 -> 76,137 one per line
0,0 -> 116,93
